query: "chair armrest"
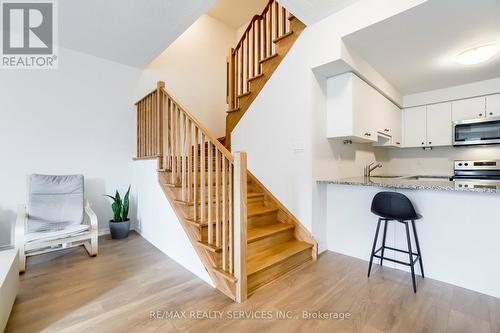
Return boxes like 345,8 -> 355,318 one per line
15,204 -> 26,248
84,199 -> 98,230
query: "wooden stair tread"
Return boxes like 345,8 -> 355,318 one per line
248,205 -> 278,217
273,31 -> 293,43
247,223 -> 294,243
175,191 -> 264,207
247,192 -> 265,199
248,73 -> 264,82
247,240 -> 312,275
197,241 -> 222,253
186,202 -> 271,226
259,53 -> 278,64
162,182 -> 230,189
226,107 -> 240,114
237,91 -> 251,99
213,267 -> 237,283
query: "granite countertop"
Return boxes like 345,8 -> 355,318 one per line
317,175 -> 500,193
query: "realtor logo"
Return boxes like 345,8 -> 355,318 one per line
1,0 -> 58,69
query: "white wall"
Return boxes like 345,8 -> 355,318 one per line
403,76 -> 500,107
132,160 -> 213,286
0,47 -> 141,246
137,14 -> 236,137
232,0 -> 425,252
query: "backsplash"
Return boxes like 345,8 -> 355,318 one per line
385,146 -> 500,176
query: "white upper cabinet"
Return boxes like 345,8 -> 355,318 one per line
427,102 -> 452,146
452,97 -> 486,121
326,72 -> 401,146
388,103 -> 402,146
403,103 -> 452,148
351,74 -> 378,142
403,106 -> 427,147
486,94 -> 500,118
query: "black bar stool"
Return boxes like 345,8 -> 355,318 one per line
367,191 -> 424,293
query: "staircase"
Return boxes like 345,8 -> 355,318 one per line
133,1 -> 314,303
225,0 -> 306,148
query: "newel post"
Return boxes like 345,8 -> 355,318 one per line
233,151 -> 248,303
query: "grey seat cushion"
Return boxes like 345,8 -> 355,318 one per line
27,174 -> 84,233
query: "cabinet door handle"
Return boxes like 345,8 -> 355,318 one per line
490,112 -> 494,116
421,142 -> 424,145
396,142 -> 401,145
429,141 -> 432,144
364,132 -> 371,137
479,113 -> 483,117
384,128 -> 389,132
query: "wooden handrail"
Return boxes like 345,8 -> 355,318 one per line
233,0 -> 273,52
134,89 -> 156,105
234,14 -> 260,52
160,87 -> 233,162
226,0 -> 291,111
134,81 -> 247,302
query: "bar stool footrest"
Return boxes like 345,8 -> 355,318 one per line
373,246 -> 421,267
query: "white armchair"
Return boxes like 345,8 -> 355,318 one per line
15,174 -> 98,273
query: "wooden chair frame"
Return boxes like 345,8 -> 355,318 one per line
15,199 -> 98,273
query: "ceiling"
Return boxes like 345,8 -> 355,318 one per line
59,0 -> 215,68
206,0 -> 269,29
279,0 -> 360,25
342,0 -> 500,95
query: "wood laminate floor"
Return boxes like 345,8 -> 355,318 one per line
6,232 -> 500,333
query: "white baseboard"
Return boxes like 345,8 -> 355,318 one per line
98,228 -> 110,236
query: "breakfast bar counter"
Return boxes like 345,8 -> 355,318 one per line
319,178 -> 500,299
318,176 -> 500,193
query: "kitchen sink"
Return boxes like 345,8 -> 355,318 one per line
369,175 -> 407,179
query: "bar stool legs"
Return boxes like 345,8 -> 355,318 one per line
367,218 -> 382,278
411,220 -> 425,278
380,219 -> 388,267
404,221 -> 417,293
367,218 -> 424,293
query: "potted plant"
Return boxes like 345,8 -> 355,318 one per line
106,186 -> 131,239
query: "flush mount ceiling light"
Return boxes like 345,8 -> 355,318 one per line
454,43 -> 500,65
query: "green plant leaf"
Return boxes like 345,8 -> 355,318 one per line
111,200 -> 121,221
105,195 -> 116,201
115,190 -> 121,206
106,192 -> 122,222
122,185 -> 130,221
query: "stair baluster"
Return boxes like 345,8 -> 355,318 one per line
225,0 -> 301,148
135,82 -> 248,302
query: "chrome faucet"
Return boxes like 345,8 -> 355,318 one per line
364,162 -> 382,179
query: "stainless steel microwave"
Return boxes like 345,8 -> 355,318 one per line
453,116 -> 500,146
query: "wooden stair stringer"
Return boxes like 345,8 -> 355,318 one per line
156,169 -> 237,301
226,17 -> 306,148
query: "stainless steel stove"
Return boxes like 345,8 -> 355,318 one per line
453,160 -> 500,190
